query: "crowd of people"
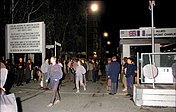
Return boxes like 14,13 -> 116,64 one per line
0,57 -> 42,94
0,55 -> 138,107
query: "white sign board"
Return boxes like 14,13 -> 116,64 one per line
7,22 -> 45,53
120,28 -> 176,38
46,45 -> 54,49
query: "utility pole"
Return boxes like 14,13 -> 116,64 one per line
149,0 -> 156,88
149,0 -> 155,54
85,7 -> 88,59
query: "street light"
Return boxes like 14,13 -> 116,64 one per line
107,41 -> 111,45
85,2 -> 99,59
103,32 -> 108,38
91,3 -> 98,12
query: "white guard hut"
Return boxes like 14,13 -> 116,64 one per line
120,27 -> 176,107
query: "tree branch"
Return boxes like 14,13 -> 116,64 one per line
13,0 -> 20,11
61,20 -> 69,44
31,1 -> 45,14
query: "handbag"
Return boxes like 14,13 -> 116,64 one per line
0,93 -> 18,112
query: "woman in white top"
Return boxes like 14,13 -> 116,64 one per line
75,61 -> 86,93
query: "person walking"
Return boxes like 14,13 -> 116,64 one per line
75,61 -> 86,93
82,60 -> 87,86
25,59 -> 33,84
4,59 -> 15,94
108,56 -> 121,95
16,58 -> 24,86
88,61 -> 93,81
105,58 -> 111,91
92,60 -> 99,82
68,59 -> 74,82
41,58 -> 50,89
47,56 -> 63,107
125,57 -> 137,97
121,57 -> 128,92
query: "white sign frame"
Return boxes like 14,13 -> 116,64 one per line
5,22 -> 45,62
6,22 -> 45,53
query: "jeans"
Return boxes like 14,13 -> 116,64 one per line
43,73 -> 48,88
127,76 -> 134,95
111,82 -> 118,94
69,72 -> 74,81
88,70 -> 93,81
50,79 -> 60,103
83,74 -> 87,85
92,70 -> 98,82
76,74 -> 86,91
17,70 -> 24,85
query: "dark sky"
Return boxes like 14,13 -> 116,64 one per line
99,0 -> 176,53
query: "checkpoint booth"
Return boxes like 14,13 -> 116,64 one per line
120,27 -> 176,107
120,27 -> 176,58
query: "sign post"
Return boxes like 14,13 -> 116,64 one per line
54,41 -> 61,57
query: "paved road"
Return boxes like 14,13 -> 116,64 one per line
11,77 -> 175,112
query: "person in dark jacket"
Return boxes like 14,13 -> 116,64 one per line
108,56 -> 121,95
25,59 -> 33,84
47,56 -> 63,107
16,58 -> 24,86
125,57 -> 137,97
4,59 -> 15,94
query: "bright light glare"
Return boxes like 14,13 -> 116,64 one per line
103,32 -> 108,37
91,3 -> 98,12
93,51 -> 97,54
107,41 -> 111,45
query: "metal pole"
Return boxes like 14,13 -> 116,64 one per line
136,52 -> 139,85
85,8 -> 88,59
54,41 -> 56,57
150,0 -> 155,88
150,0 -> 155,65
149,53 -> 155,88
151,1 -> 155,54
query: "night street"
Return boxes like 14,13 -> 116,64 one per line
11,76 -> 175,112
0,1 -> 176,112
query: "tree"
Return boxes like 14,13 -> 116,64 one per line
53,0 -> 86,52
0,0 -> 87,57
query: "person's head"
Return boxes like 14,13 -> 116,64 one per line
107,58 -> 111,63
112,56 -> 117,61
123,57 -> 128,63
44,58 -> 49,63
27,59 -> 31,63
19,58 -> 23,62
50,56 -> 57,64
81,59 -> 85,64
96,60 -> 99,64
92,60 -> 95,64
78,61 -> 81,66
127,57 -> 134,64
58,58 -> 61,63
